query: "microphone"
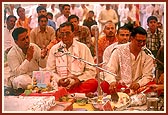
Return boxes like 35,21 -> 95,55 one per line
142,47 -> 155,59
54,44 -> 66,55
58,44 -> 66,53
142,47 -> 152,55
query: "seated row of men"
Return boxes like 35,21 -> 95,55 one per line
6,20 -> 164,96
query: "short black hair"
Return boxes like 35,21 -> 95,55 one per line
62,4 -> 70,10
6,15 -> 17,21
89,10 -> 94,14
117,25 -> 130,34
59,22 -> 74,32
68,14 -> 79,22
12,27 -> 28,41
147,16 -> 158,24
38,15 -> 48,22
131,26 -> 147,37
47,12 -> 53,19
36,5 -> 46,13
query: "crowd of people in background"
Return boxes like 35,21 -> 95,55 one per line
3,3 -> 165,95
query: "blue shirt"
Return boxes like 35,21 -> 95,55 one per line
48,19 -> 56,30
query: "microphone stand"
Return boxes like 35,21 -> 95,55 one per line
62,26 -> 117,102
63,52 -> 117,77
144,48 -> 163,84
94,26 -> 102,98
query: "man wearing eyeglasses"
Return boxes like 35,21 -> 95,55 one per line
7,27 -> 47,94
46,22 -> 98,94
101,26 -> 154,95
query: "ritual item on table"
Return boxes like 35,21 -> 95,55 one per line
107,92 -> 130,109
129,93 -> 147,106
69,93 -> 88,105
29,71 -> 58,93
32,71 -> 51,88
91,92 -> 130,111
59,95 -> 69,102
76,97 -> 88,106
23,71 -> 59,95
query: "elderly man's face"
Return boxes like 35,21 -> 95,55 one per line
60,25 -> 74,47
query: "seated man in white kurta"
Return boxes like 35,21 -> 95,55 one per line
46,22 -> 98,93
101,26 -> 154,94
7,27 -> 47,90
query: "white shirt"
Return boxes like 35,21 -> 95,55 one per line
103,42 -> 118,64
104,43 -> 154,87
56,15 -> 68,29
4,27 -> 15,51
70,7 -> 83,22
46,40 -> 96,82
7,43 -> 47,78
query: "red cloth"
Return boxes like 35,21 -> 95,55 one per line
100,80 -> 157,95
100,81 -> 130,94
67,78 -> 98,93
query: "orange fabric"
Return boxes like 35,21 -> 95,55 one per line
97,36 -> 117,63
16,17 -> 31,36
47,39 -> 60,53
67,78 -> 98,93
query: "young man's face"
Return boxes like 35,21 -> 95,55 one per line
117,29 -> 130,44
69,18 -> 79,30
148,19 -> 157,30
39,17 -> 48,28
17,7 -> 25,18
63,6 -> 70,16
38,9 -> 47,16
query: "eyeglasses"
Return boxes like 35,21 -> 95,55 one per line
60,32 -> 71,37
135,38 -> 146,44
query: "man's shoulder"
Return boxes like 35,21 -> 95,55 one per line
48,19 -> 55,23
75,40 -> 88,48
46,25 -> 55,31
105,42 -> 118,51
99,35 -> 106,40
30,26 -> 39,33
115,42 -> 130,50
57,15 -> 64,20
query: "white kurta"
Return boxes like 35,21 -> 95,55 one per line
7,43 -> 47,89
4,27 -> 15,51
46,40 -> 96,82
56,15 -> 68,29
104,43 -> 154,87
